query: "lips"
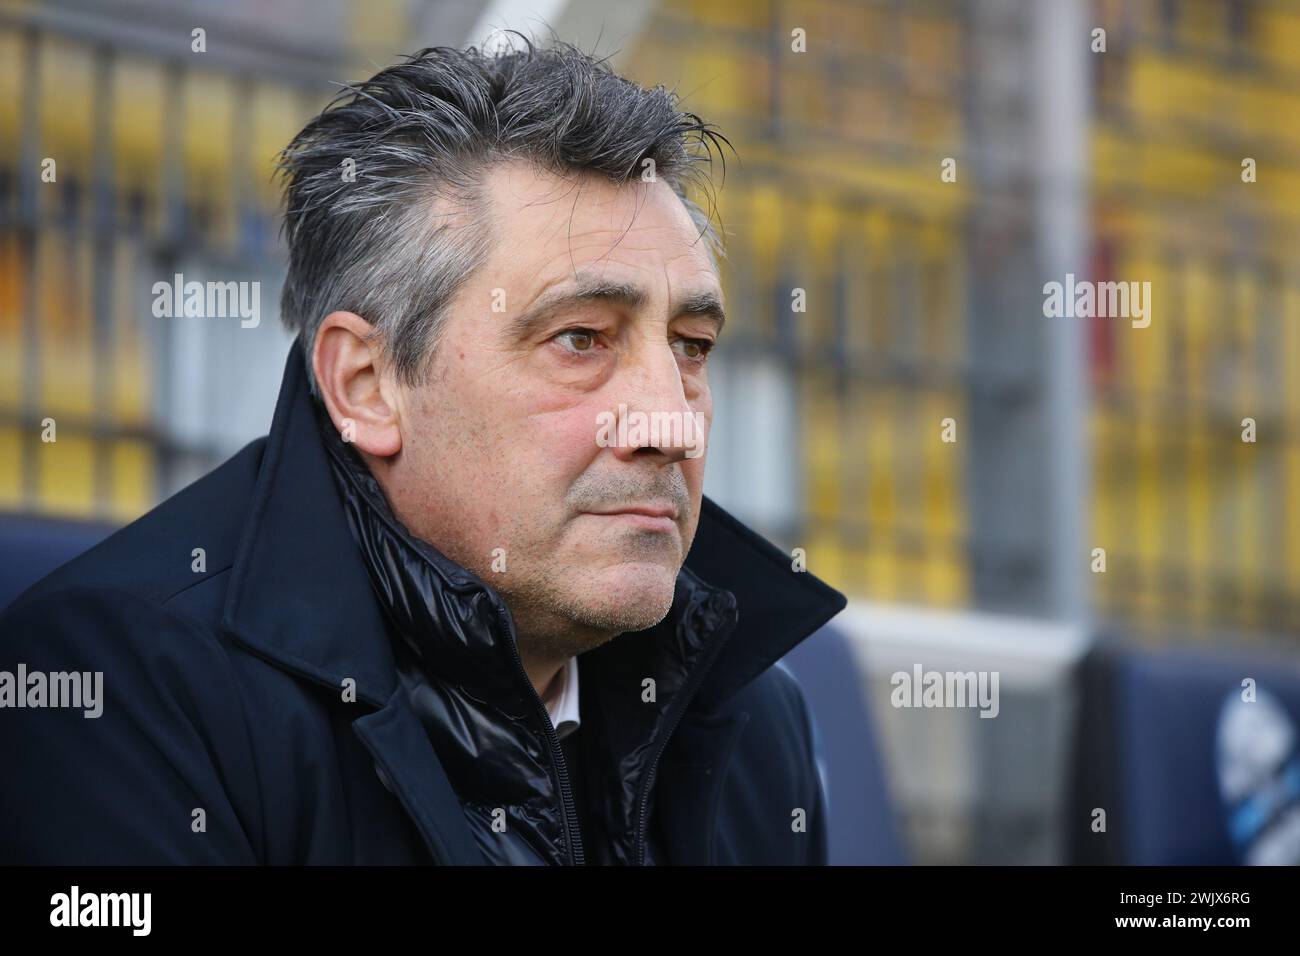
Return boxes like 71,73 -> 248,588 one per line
586,502 -> 679,520
582,502 -> 682,534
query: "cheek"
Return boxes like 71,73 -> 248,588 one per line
690,386 -> 713,432
524,402 -> 603,477
492,408 -> 597,543
682,455 -> 707,497
689,397 -> 713,468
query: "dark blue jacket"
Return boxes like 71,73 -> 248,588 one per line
0,347 -> 845,865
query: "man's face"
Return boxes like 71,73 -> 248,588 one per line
384,161 -> 723,660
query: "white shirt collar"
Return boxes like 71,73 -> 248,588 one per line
543,655 -> 581,740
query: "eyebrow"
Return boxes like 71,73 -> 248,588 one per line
503,274 -> 726,342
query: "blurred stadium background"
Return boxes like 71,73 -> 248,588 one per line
2,0 -> 1299,865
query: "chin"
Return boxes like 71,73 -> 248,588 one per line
571,561 -> 680,634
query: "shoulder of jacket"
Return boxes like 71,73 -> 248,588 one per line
715,661 -> 814,752
736,659 -> 810,713
2,583 -> 237,679
8,439 -> 265,614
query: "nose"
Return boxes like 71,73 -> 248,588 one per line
603,342 -> 706,465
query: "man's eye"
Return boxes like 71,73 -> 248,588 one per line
556,329 -> 598,352
674,337 -> 715,361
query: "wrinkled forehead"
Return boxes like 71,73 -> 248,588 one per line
478,161 -> 717,279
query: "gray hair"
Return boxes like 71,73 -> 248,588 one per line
276,32 -> 732,396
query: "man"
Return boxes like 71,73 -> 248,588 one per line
0,38 -> 844,865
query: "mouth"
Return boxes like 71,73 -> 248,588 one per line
583,502 -> 681,533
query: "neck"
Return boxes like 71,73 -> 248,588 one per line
509,602 -> 610,701
521,651 -> 567,705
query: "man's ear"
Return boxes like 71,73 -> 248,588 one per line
312,311 -> 403,457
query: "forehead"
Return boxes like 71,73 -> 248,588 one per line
479,161 -> 718,290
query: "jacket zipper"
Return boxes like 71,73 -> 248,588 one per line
631,599 -> 738,866
502,614 -> 586,866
